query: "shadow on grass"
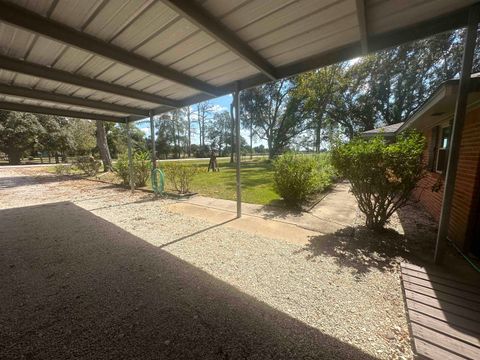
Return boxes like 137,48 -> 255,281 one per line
0,202 -> 378,359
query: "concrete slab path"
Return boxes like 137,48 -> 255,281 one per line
166,182 -> 358,244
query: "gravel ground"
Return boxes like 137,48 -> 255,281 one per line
0,168 -> 415,359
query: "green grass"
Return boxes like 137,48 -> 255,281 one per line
157,158 -> 280,205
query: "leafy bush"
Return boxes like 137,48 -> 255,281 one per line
331,132 -> 425,231
76,156 -> 101,176
163,162 -> 202,194
54,164 -> 73,175
114,152 -> 151,188
273,152 -> 333,206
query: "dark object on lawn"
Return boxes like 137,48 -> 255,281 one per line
208,151 -> 219,172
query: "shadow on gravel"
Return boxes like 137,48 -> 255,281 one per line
0,175 -> 81,189
301,226 -> 416,276
0,202 -> 378,360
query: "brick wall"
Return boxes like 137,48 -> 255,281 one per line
414,107 -> 480,250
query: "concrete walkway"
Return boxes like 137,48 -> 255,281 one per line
166,182 -> 358,244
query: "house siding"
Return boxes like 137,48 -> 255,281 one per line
414,107 -> 480,250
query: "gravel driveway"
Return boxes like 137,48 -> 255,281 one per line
0,168 -> 413,359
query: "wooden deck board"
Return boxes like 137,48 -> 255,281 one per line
400,263 -> 480,360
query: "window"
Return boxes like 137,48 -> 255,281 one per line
436,126 -> 450,173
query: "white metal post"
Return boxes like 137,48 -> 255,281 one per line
234,83 -> 242,218
434,6 -> 479,264
149,111 -> 156,170
126,119 -> 134,192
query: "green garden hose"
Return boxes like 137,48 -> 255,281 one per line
151,168 -> 165,195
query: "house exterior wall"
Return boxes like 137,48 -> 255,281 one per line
413,107 -> 480,250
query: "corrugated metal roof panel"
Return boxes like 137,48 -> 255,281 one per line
0,0 -> 476,119
5,0 -> 53,16
133,19 -> 200,60
25,36 -> 65,65
0,23 -> 34,58
246,1 -> 356,51
367,0 -> 477,34
152,32 -> 213,66
74,56 -> 114,79
83,0 -> 153,42
261,14 -> 358,65
269,26 -> 359,66
110,2 -> 178,51
52,47 -> 92,72
50,0 -> 100,31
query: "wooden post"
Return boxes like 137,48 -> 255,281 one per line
434,5 -> 479,264
149,111 -> 156,170
234,83 -> 242,218
126,119 -> 134,192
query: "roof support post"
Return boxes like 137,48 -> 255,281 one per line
356,0 -> 368,54
434,5 -> 480,264
149,111 -> 157,170
233,82 -> 242,218
126,119 -> 135,193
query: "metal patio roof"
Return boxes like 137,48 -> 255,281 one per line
0,0 -> 478,123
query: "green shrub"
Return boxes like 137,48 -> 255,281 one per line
163,162 -> 202,194
331,132 -> 425,231
273,152 -> 333,206
114,152 -> 151,188
54,164 -> 73,175
76,156 -> 101,176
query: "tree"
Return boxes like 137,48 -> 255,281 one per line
37,115 -> 74,163
196,101 -> 213,146
291,65 -> 341,152
241,79 -> 308,159
96,121 -> 112,172
207,111 -> 231,155
185,105 -> 193,157
0,111 -> 43,165
69,119 -> 96,156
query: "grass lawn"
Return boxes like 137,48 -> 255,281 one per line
45,157 -> 281,205
159,158 -> 280,205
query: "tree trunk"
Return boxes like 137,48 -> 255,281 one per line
230,103 -> 235,163
7,148 -> 21,165
96,121 -> 112,172
187,107 -> 191,157
250,121 -> 253,159
315,121 -> 321,153
267,138 -> 274,160
55,153 -> 59,164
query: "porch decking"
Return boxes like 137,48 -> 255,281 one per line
400,263 -> 480,360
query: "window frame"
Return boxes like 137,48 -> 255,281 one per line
435,125 -> 451,174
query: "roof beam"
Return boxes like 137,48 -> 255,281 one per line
0,0 -> 221,97
0,83 -> 149,117
0,54 -> 181,108
162,0 -> 278,81
355,0 -> 368,54
0,100 -> 124,122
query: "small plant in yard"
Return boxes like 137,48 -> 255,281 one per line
54,164 -> 73,175
163,162 -> 202,194
76,156 -> 101,176
114,152 -> 151,188
273,152 -> 333,206
331,131 -> 425,231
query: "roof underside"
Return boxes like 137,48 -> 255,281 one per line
0,0 -> 477,123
